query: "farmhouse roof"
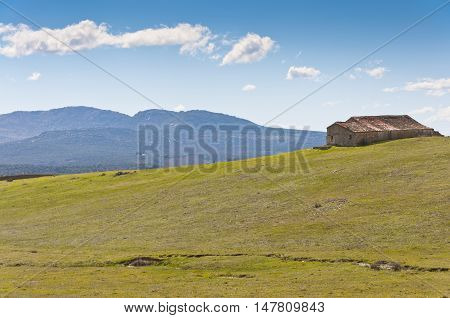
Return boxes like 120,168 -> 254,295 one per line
330,115 -> 432,133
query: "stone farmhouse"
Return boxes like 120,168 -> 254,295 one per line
327,115 -> 441,146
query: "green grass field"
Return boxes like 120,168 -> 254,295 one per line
0,137 -> 449,297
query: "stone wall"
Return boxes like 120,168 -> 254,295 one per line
327,124 -> 354,146
327,124 -> 436,146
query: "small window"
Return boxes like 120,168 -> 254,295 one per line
349,134 -> 352,140
330,136 -> 334,141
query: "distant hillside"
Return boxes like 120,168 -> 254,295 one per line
0,106 -> 326,174
0,137 -> 448,297
0,127 -> 325,174
0,106 -> 135,141
0,106 -> 258,142
0,128 -> 137,167
133,109 -> 256,127
0,135 -> 14,144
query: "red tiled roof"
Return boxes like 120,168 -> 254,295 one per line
331,115 -> 432,133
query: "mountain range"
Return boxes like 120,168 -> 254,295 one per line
0,106 -> 326,175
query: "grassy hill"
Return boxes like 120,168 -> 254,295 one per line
0,137 -> 448,297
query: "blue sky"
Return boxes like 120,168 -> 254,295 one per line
1,0 -> 449,133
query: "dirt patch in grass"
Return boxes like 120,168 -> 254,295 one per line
114,171 -> 130,177
217,273 -> 255,279
312,198 -> 348,214
113,171 -> 137,177
120,257 -> 164,267
163,253 -> 247,258
266,254 -> 449,272
370,260 -> 402,271
0,174 -> 54,182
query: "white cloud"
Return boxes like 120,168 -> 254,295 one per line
242,84 -> 256,92
435,106 -> 450,121
221,33 -> 274,65
210,54 -> 221,60
355,66 -> 387,79
348,74 -> 357,80
409,106 -> 434,115
382,87 -> 400,93
174,104 -> 186,111
322,101 -> 340,107
27,72 -> 41,81
404,78 -> 450,96
0,23 -> 16,34
286,66 -> 320,80
371,59 -> 383,66
0,20 -> 215,57
365,67 -> 387,79
427,106 -> 450,122
383,78 -> 450,97
425,90 -> 447,97
407,106 -> 450,124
